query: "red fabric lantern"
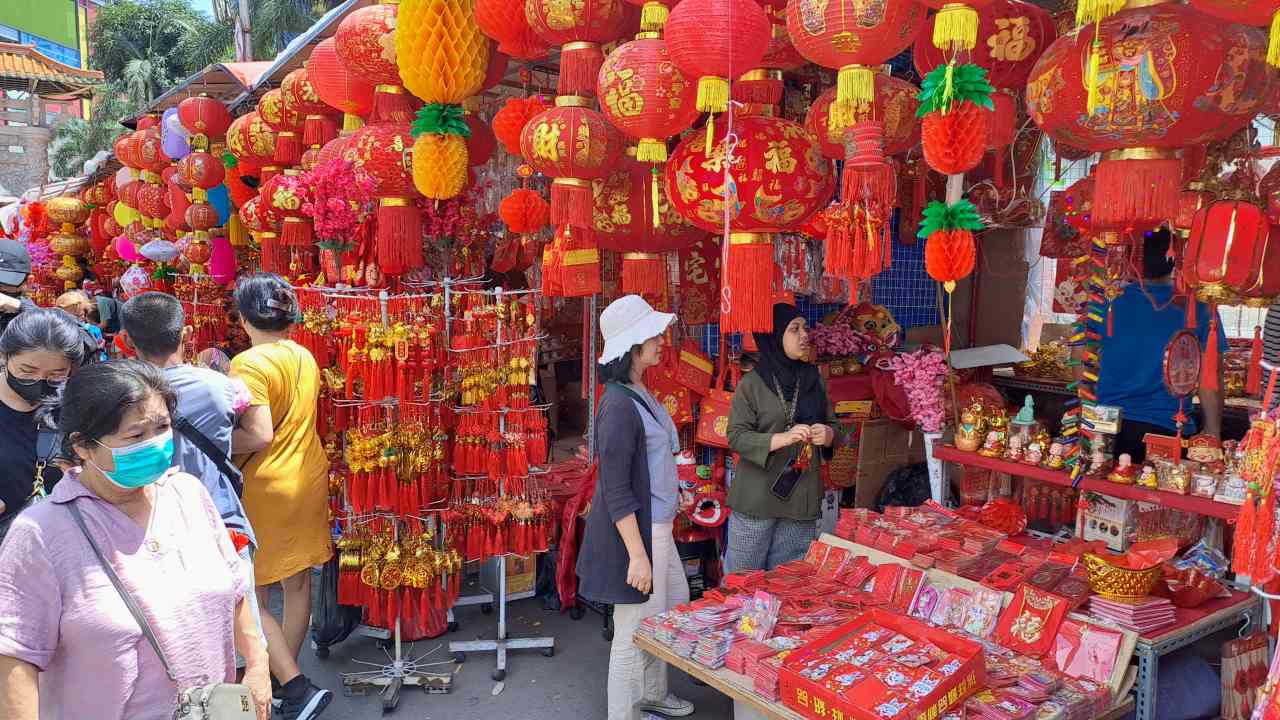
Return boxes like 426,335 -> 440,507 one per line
493,96 -> 548,155
525,0 -> 627,96
283,68 -> 340,148
664,0 -> 770,116
1027,3 -> 1271,230
914,0 -> 1054,90
261,169 -> 313,247
335,4 -> 416,122
259,88 -> 303,166
476,0 -> 550,59
804,74 -> 921,161
500,189 -> 550,234
177,94 -> 233,147
316,135 -> 351,167
1185,201 -> 1271,305
136,130 -> 169,174
137,183 -> 170,221
597,35 -> 698,164
785,0 -> 926,133
187,202 -> 220,233
179,151 -> 226,191
1241,224 -> 1280,307
519,100 -> 625,229
343,121 -> 423,275
1186,0 -> 1280,70
227,112 -> 277,170
306,38 -> 376,126
119,181 -> 141,210
239,196 -> 287,274
466,115 -> 496,167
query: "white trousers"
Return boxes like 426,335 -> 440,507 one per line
607,523 -> 690,720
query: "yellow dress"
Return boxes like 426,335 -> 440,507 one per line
231,339 -> 333,585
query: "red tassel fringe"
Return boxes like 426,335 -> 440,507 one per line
621,253 -> 666,299
282,217 -> 313,247
731,77 -> 783,106
274,132 -> 302,166
1092,157 -> 1180,229
1249,326 -> 1263,396
371,87 -> 418,124
550,179 -> 594,230
1202,313 -> 1220,392
557,44 -> 604,97
259,234 -> 289,274
723,237 -> 775,334
375,200 -> 423,276
303,115 -> 338,148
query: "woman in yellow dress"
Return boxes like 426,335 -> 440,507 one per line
231,273 -> 333,719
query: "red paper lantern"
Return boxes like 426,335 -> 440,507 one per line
1186,1 -> 1279,69
1027,3 -> 1271,230
136,130 -> 169,174
914,0 -> 1054,90
137,182 -> 171,220
343,121 -> 423,275
499,189 -> 550,234
114,134 -> 137,168
493,96 -> 548,155
1185,201 -> 1271,304
465,115 -> 496,167
186,202 -> 220,233
732,0 -> 806,105
260,169 -> 313,247
664,0 -> 770,115
785,0 -> 926,133
335,5 -> 417,123
119,181 -> 141,209
316,135 -> 351,167
597,35 -> 698,164
227,112 -> 277,170
283,68 -> 340,148
306,38 -> 376,122
804,73 -> 921,161
239,196 -> 279,233
519,100 -> 625,229
179,151 -> 226,191
177,94 -> 233,146
136,115 -> 160,131
476,0 -> 550,60
525,0 -> 627,95
259,88 -> 303,166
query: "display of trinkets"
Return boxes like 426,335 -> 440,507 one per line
979,411 -> 1010,459
174,273 -> 237,357
956,402 -> 986,453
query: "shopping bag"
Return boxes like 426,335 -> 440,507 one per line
645,359 -> 694,426
695,350 -> 738,449
674,340 -> 714,395
1222,632 -> 1269,720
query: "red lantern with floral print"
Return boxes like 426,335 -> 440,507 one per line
664,0 -> 770,118
785,0 -> 926,134
186,202 -> 220,233
283,68 -> 341,148
476,0 -> 550,60
227,112 -> 277,171
519,100 -> 625,230
1027,2 -> 1272,231
239,196 -> 288,274
260,169 -> 313,247
1186,0 -> 1280,70
914,0 -> 1054,90
306,38 -> 376,129
177,94 -> 233,149
342,121 -> 423,275
524,0 -> 627,96
804,72 -> 921,161
597,35 -> 698,165
335,4 -> 416,122
137,182 -> 170,223
259,88 -> 303,166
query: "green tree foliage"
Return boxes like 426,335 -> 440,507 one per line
48,85 -> 136,179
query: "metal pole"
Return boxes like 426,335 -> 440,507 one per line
586,295 -> 599,457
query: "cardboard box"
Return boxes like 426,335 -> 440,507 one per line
851,419 -> 927,509
780,609 -> 985,720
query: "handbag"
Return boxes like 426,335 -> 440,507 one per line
0,428 -> 60,541
673,340 -> 713,395
644,358 -> 694,426
694,348 -> 739,449
67,502 -> 256,720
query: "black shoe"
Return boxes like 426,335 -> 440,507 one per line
278,678 -> 333,720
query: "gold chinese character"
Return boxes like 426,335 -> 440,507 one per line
530,122 -> 562,162
763,141 -> 797,174
832,710 -> 845,720
814,698 -> 827,717
988,17 -> 1034,62
797,689 -> 810,708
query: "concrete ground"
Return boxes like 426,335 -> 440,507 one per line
279,584 -> 734,719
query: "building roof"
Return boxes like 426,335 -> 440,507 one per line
123,61 -> 273,127
0,42 -> 103,97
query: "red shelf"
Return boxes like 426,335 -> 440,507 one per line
933,444 -> 1241,522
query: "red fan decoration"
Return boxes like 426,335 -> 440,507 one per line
493,96 -> 549,156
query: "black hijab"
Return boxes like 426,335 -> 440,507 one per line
751,303 -> 828,425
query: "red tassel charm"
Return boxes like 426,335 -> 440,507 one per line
1249,326 -> 1263,396
375,199 -> 423,277
371,85 -> 417,124
1233,487 -> 1257,576
1253,487 -> 1276,585
1203,312 -> 1221,392
274,131 -> 303,166
1091,154 -> 1181,230
556,45 -> 604,97
722,232 -> 776,334
621,253 -> 666,299
1106,302 -> 1114,337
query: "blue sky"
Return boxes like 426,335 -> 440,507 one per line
187,0 -> 214,18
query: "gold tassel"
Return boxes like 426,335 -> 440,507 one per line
705,115 -> 715,157
640,1 -> 669,32
636,138 -> 668,164
1270,10 -> 1280,68
343,113 -> 364,133
932,3 -> 978,53
696,76 -> 729,114
1074,0 -> 1125,26
650,169 -> 662,229
837,65 -> 875,118
1086,37 -> 1103,116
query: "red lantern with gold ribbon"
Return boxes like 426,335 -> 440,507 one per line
1186,0 -> 1280,70
335,4 -> 417,122
805,72 -> 920,161
227,112 -> 277,172
914,0 -> 1054,90
785,0 -> 926,135
664,0 -> 770,120
524,0 -> 627,96
664,113 -> 831,331
732,0 -> 806,106
259,88 -> 303,167
260,169 -> 314,248
239,196 -> 288,273
476,0 -> 550,59
519,100 -> 625,230
1027,2 -> 1271,232
343,121 -> 423,275
283,68 -> 341,149
306,38 -> 375,131
597,35 -> 698,171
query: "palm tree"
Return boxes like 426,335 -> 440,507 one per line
48,85 -> 136,179
90,0 -> 228,105
209,0 -> 334,62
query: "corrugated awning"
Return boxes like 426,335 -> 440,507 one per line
0,42 -> 103,97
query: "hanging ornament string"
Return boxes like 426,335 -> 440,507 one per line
718,123 -> 740,323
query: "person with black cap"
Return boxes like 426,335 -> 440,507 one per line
0,239 -> 34,336
726,302 -> 842,572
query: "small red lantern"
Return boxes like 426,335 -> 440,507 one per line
119,181 -> 142,210
259,88 -> 303,166
524,0 -> 627,96
664,0 -> 770,117
186,202 -> 220,233
113,135 -> 136,168
137,130 -> 169,174
597,35 -> 698,164
785,0 -> 926,133
260,170 -> 313,248
519,100 -> 625,230
179,151 -> 226,192
804,72 -> 921,161
283,68 -> 340,148
343,121 -> 423,275
914,0 -> 1053,89
177,94 -> 233,148
734,0 -> 806,105
137,182 -> 171,222
476,0 -> 550,60
306,38 -> 376,125
493,96 -> 548,155
227,112 -> 277,170
500,189 -> 550,234
1185,201 -> 1271,305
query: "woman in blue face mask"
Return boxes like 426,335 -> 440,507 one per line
0,360 -> 272,720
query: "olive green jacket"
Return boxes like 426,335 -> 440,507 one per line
726,371 -> 841,521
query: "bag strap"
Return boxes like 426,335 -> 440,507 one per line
173,413 -> 244,497
66,501 -> 177,681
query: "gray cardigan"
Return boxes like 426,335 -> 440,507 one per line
576,383 -> 654,606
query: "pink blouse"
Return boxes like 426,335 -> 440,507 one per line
0,469 -> 246,720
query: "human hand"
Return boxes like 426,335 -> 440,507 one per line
627,554 -> 653,593
809,424 -> 835,447
242,664 -> 272,720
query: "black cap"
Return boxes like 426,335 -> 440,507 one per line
0,239 -> 31,287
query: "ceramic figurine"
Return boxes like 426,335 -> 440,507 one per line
1085,443 -> 1109,477
1186,434 -> 1223,465
1005,434 -> 1024,463
1107,453 -> 1137,484
1042,441 -> 1066,470
1011,395 -> 1037,444
956,402 -> 985,452
1137,464 -> 1157,489
978,411 -> 1009,458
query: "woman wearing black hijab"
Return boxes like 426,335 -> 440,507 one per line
726,303 -> 840,572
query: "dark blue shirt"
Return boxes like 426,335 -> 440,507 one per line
1096,282 -> 1225,433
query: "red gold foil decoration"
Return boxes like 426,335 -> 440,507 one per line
914,0 -> 1055,90
343,121 -> 424,275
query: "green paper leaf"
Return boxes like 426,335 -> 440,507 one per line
916,199 -> 986,238
411,103 -> 472,139
916,63 -> 995,117
223,152 -> 238,169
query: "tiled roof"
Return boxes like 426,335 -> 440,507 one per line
0,42 -> 103,97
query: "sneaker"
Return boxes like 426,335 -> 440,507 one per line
279,678 -> 333,720
636,693 -> 695,718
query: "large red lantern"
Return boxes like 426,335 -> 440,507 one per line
664,0 -> 770,117
283,68 -> 340,148
476,0 -> 550,60
113,134 -> 137,168
1185,201 -> 1271,305
306,38 -> 376,127
519,100 -> 625,230
1186,1 -> 1279,69
914,0 -> 1055,90
343,121 -> 423,275
227,112 -> 277,171
525,0 -> 627,96
597,35 -> 698,164
260,169 -> 313,248
186,202 -> 220,233
804,73 -> 920,160
259,88 -> 303,166
335,4 -> 416,122
785,0 -> 925,133
177,94 -> 233,148
1027,2 -> 1271,231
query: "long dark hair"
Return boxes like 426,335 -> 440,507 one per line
0,308 -> 94,368
234,272 -> 298,332
38,359 -> 176,460
598,346 -> 639,385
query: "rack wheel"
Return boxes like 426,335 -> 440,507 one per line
447,620 -> 459,632
315,645 -> 330,659
481,603 -> 493,615
569,606 -> 585,620
453,651 -> 466,664
542,647 -> 555,657
491,668 -> 506,682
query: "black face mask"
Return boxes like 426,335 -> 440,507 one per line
5,370 -> 61,407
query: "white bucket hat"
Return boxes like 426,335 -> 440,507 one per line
598,295 -> 675,365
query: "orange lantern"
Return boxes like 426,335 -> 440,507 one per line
665,0 -> 770,118
525,0 -> 627,96
804,72 -> 920,161
343,121 -> 423,275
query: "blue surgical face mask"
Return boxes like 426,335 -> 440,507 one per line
92,430 -> 175,489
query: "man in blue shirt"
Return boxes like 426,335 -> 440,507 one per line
1095,229 -> 1224,462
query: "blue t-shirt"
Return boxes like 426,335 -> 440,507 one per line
1096,282 -> 1226,433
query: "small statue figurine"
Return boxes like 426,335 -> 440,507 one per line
955,402 -> 985,453
1011,394 -> 1037,443
978,410 -> 1009,458
1005,433 -> 1024,463
1024,428 -> 1051,466
1086,443 -> 1109,477
1108,453 -> 1137,484
1042,441 -> 1066,470
1137,464 -> 1158,489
